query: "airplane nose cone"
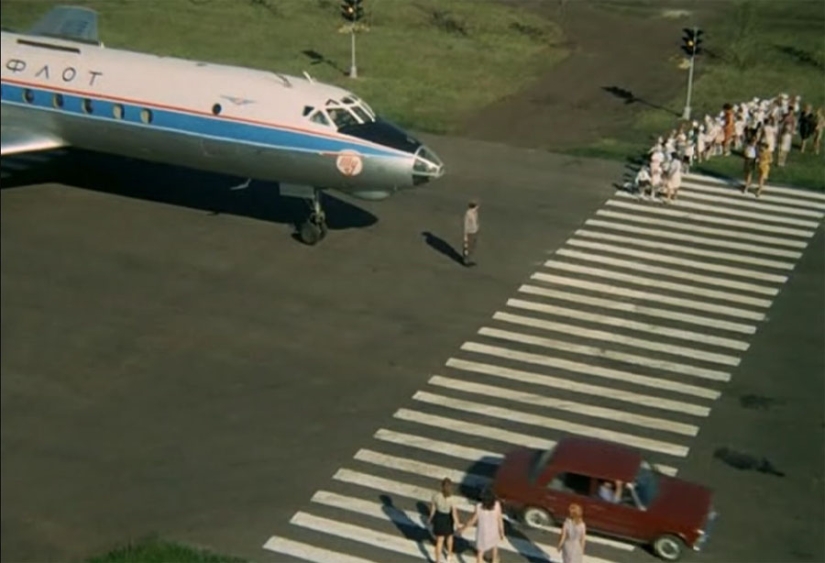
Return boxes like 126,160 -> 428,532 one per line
412,145 -> 445,184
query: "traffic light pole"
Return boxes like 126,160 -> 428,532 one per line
350,26 -> 357,78
681,26 -> 697,121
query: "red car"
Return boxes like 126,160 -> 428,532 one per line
492,436 -> 717,561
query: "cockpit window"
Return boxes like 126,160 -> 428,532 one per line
360,103 -> 376,120
350,105 -> 372,123
327,107 -> 360,129
303,106 -> 314,116
310,110 -> 331,127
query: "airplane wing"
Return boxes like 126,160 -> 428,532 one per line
27,5 -> 102,46
1,126 -> 66,157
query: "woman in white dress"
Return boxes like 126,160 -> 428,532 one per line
664,153 -> 683,203
558,503 -> 586,563
762,117 -> 778,163
778,122 -> 793,167
459,487 -> 504,563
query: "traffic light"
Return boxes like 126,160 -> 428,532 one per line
341,0 -> 364,23
681,27 -> 703,57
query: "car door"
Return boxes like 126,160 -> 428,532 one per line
590,481 -> 645,540
541,471 -> 599,525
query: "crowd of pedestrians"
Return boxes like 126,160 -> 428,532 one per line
632,93 -> 824,200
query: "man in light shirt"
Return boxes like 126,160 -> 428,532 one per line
463,200 -> 480,267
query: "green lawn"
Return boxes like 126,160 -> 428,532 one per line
1,0 -> 569,134
87,537 -> 246,563
567,0 -> 825,191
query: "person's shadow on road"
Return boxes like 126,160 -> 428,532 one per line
422,231 -> 464,265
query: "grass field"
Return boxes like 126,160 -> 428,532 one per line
1,0 -> 568,134
87,536 -> 246,563
568,0 -> 825,190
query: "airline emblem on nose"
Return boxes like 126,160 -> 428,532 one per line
336,150 -> 363,176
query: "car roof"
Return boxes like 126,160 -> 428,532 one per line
551,436 -> 642,482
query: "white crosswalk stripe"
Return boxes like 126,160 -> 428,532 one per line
679,179 -> 825,210
527,273 -> 767,318
613,190 -> 821,228
573,229 -> 797,269
549,253 -> 781,294
478,326 -> 735,378
262,173 -> 823,563
492,310 -> 746,361
595,209 -> 809,248
683,172 -> 825,200
506,296 -> 755,342
676,188 -> 825,218
445,358 -> 711,416
536,264 -> 775,305
605,199 -> 815,237
461,341 -> 723,398
583,219 -> 804,257
427,375 -> 699,436
561,240 -> 789,282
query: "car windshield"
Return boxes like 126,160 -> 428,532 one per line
528,447 -> 555,483
634,460 -> 660,507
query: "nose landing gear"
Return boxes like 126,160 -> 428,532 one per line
298,188 -> 329,245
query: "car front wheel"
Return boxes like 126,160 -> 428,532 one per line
522,507 -> 553,529
653,534 -> 685,561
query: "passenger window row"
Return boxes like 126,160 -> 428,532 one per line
19,88 -> 154,124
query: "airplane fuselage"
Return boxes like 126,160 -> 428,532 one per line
0,31 -> 444,201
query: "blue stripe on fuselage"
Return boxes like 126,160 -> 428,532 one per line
0,81 -> 404,158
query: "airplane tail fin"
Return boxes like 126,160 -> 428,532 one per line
28,5 -> 102,46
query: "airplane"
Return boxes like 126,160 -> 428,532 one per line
0,5 -> 446,245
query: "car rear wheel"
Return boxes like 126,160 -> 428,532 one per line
653,534 -> 684,561
522,507 -> 553,529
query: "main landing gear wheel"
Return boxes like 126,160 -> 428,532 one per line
299,189 -> 328,245
299,213 -> 328,245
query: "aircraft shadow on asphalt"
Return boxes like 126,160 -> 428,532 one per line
421,231 -> 465,265
0,149 -> 378,234
713,446 -> 786,478
601,86 -> 680,117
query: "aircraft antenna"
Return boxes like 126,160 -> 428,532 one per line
303,71 -> 314,83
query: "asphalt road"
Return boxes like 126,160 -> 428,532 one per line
676,225 -> 825,563
247,164 -> 825,563
1,135 -> 621,562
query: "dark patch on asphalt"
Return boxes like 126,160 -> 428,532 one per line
713,447 -> 786,477
739,393 -> 785,410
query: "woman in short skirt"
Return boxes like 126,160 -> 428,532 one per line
429,477 -> 461,563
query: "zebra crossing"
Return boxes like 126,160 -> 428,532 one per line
265,171 -> 824,563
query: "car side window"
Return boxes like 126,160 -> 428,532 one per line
619,485 -> 638,507
547,472 -> 592,496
